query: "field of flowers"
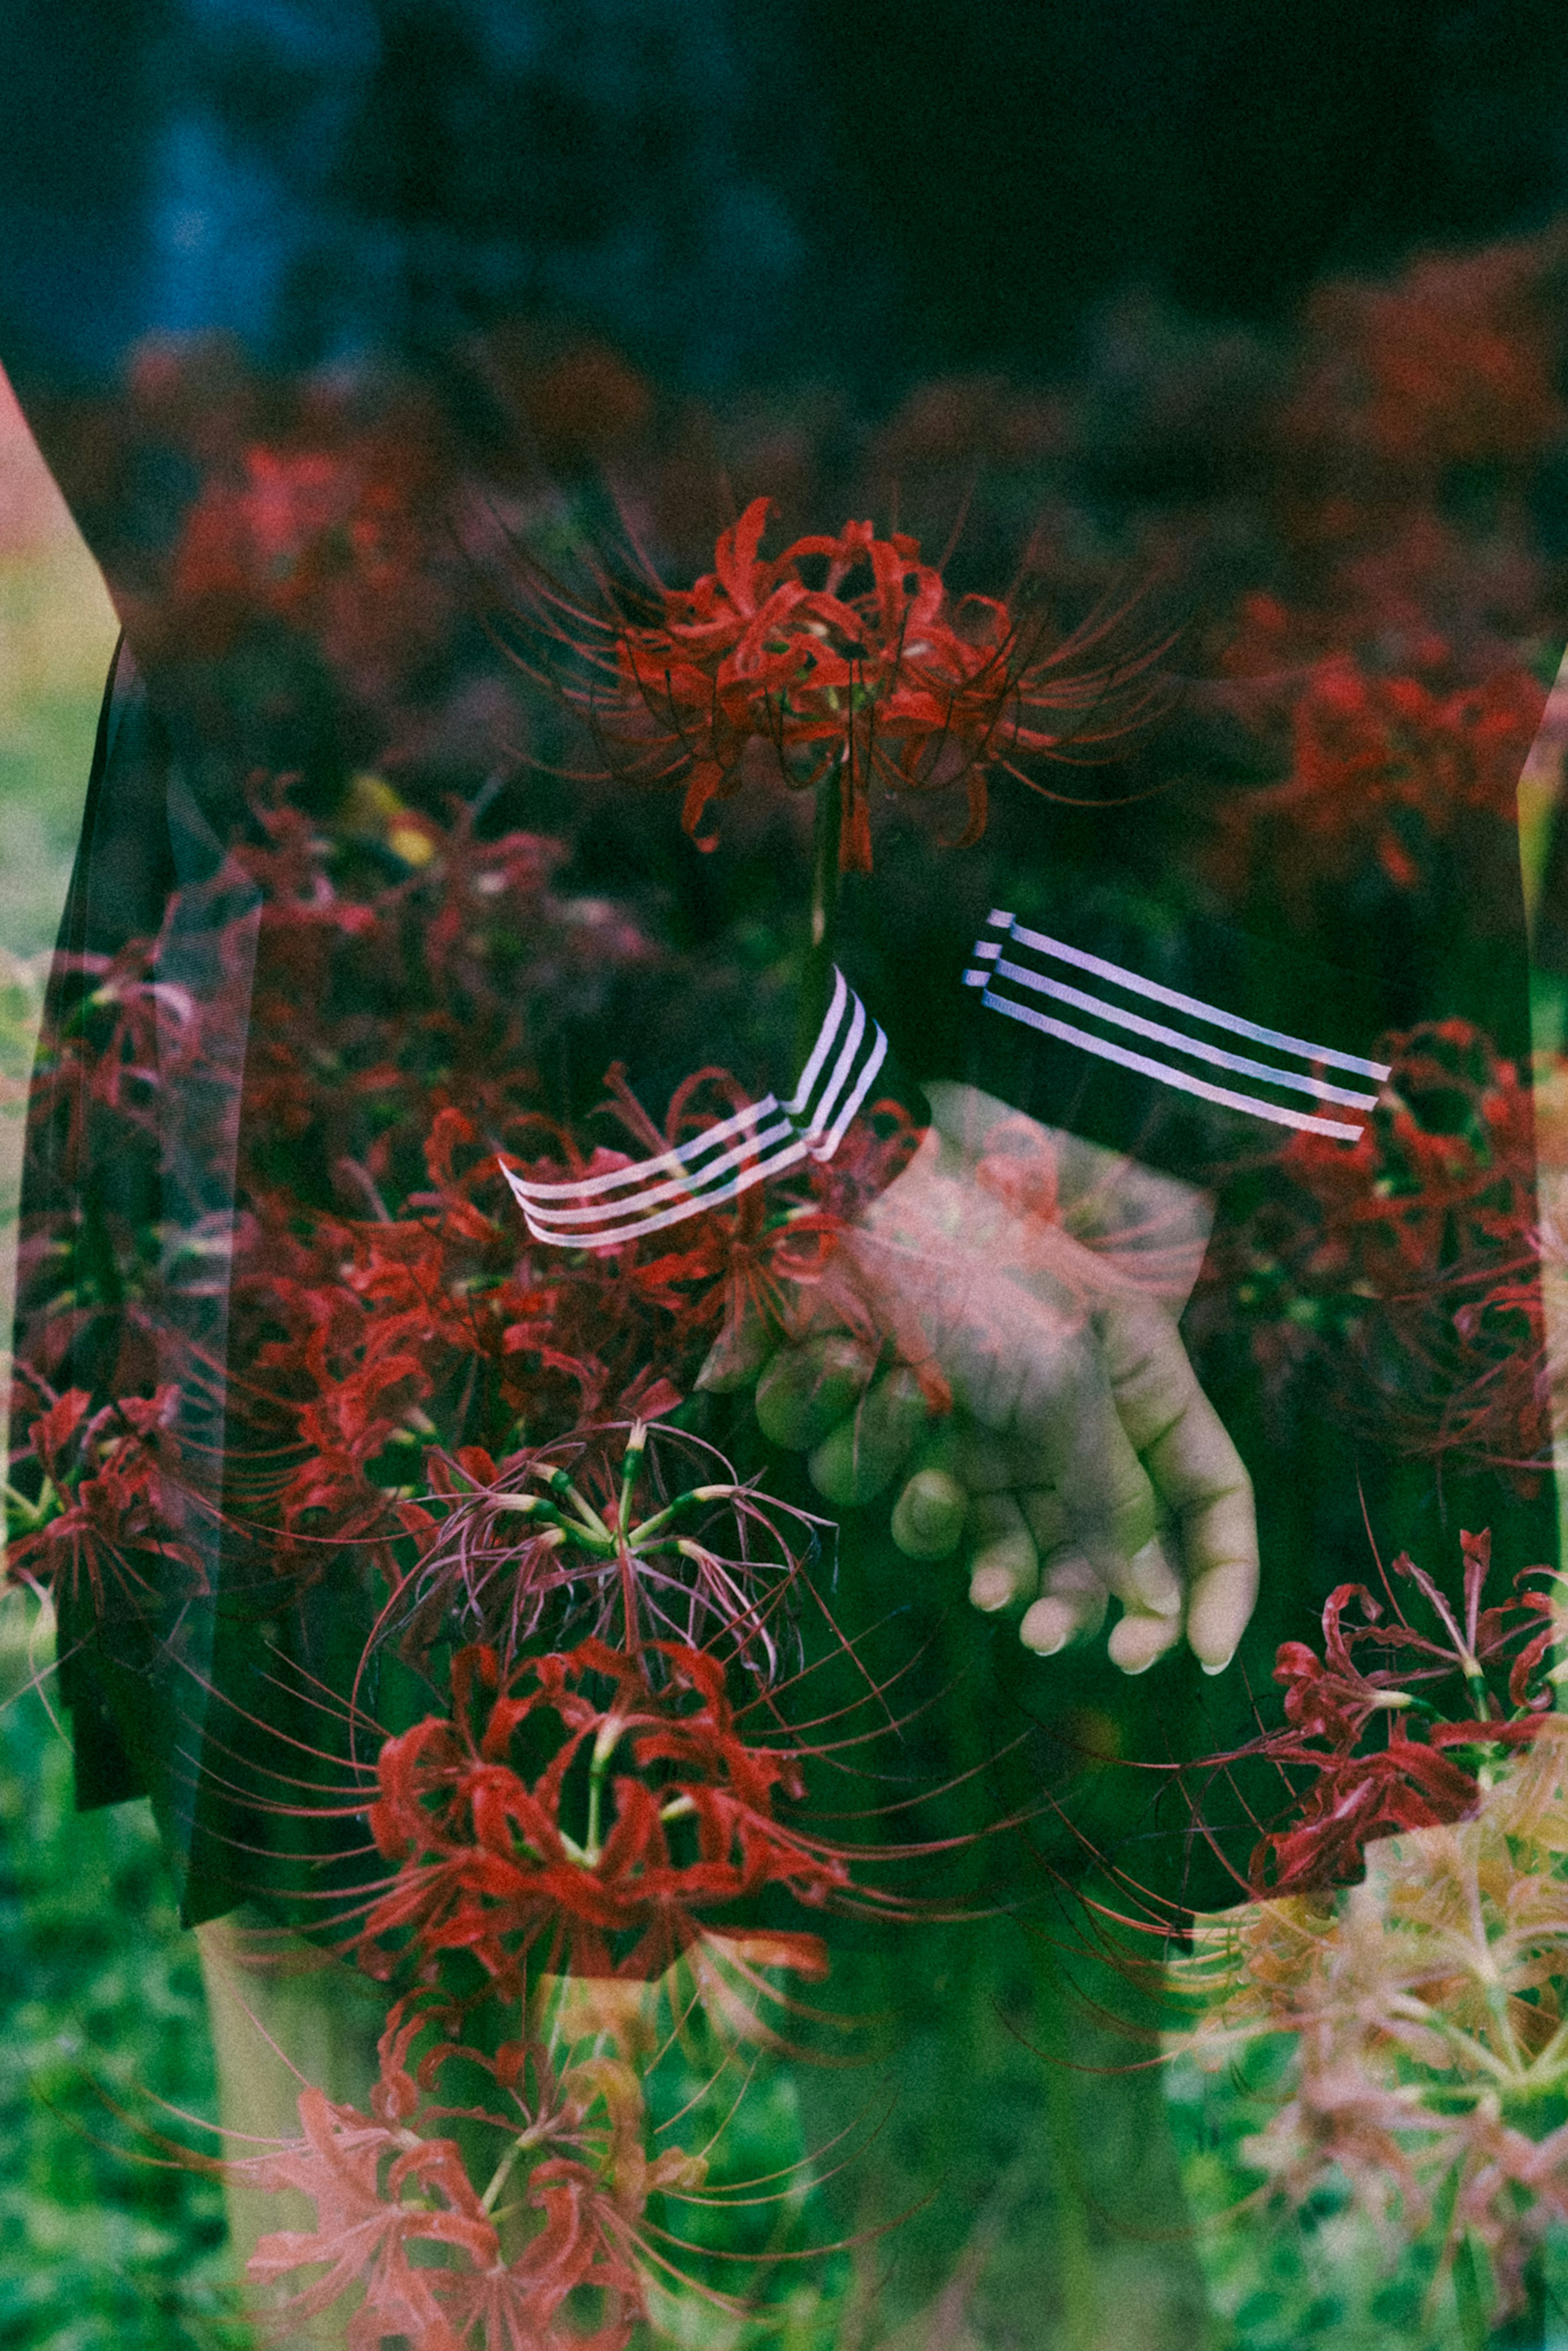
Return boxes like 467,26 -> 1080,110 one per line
9,205 -> 1568,2348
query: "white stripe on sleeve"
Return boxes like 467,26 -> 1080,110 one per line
499,969 -> 888,1250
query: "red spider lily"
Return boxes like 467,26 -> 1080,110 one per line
1200,1021 -> 1550,1477
1282,1025 -> 1539,1288
230,1987 -> 707,2351
1214,617 -> 1545,901
1283,234 -> 1568,480
1214,1531 -> 1559,1896
4,1378 -> 205,1618
379,1421 -> 820,1677
163,399 -> 458,706
236,2095 -> 648,2351
501,496 -> 1169,871
430,2164 -> 644,2351
1256,1729 -> 1506,1896
236,2087 -> 491,2350
358,1638 -> 847,1989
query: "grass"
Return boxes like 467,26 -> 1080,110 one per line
0,1598 -> 241,2351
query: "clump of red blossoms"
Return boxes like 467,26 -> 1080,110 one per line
1196,1021 -> 1548,1478
228,1989 -> 705,2351
504,495 -> 1170,872
358,1633 -> 847,1992
1211,597 -> 1546,904
1194,1529 -> 1559,1898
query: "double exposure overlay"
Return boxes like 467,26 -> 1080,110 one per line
7,9 -> 1568,2348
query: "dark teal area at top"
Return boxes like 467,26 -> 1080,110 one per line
2,0 -> 1568,394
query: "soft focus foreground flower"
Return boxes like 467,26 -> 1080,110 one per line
1174,1713 -> 1568,2331
228,1991 -> 704,2350
1213,603 -> 1547,905
505,496 -> 1169,870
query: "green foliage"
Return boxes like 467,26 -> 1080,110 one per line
1167,2036 -> 1568,2351
639,2033 -> 856,2349
0,1597 -> 243,2351
0,542 -> 113,957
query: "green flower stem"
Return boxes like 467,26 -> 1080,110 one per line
793,764 -> 843,1087
618,1417 -> 648,1531
584,1715 -> 626,1865
479,2119 -> 550,2217
624,1482 -> 741,1548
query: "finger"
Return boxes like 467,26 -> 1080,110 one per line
807,1367 -> 931,1509
1107,1604 -> 1184,1675
1181,1502 -> 1260,1676
966,1490 -> 1039,1614
1098,1299 -> 1258,1672
1016,1493 -> 1184,1676
889,1466 -> 968,1560
1016,1493 -> 1107,1656
1026,1501 -> 1178,1676
1134,1388 -> 1256,1669
1018,1545 -> 1108,1657
754,1332 -> 878,1451
1013,1326 -> 1160,1578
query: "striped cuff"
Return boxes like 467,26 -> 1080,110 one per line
965,910 -> 1394,1162
501,968 -> 889,1250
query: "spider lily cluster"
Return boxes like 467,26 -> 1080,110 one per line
1196,1020 -> 1552,1482
1,781 -> 957,2345
1175,1533 -> 1568,2331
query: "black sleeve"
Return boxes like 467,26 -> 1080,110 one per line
952,900 -> 1416,1181
840,773 -> 1530,1192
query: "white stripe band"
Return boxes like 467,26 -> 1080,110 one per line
990,957 -> 1379,1110
811,1023 -> 889,1160
506,1096 -> 786,1207
500,969 -> 887,1250
508,1107 -> 802,1227
517,1132 -> 817,1248
994,915 -> 1391,1082
978,988 -> 1367,1140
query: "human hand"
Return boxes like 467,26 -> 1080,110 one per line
733,1083 -> 1257,1675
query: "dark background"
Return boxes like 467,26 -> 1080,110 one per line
2,0 -> 1566,396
